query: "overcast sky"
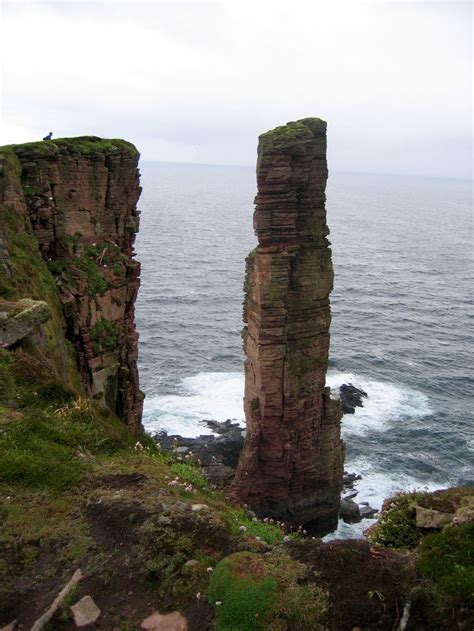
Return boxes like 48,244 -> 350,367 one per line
0,1 -> 472,178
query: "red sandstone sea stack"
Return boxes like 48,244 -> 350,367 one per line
232,118 -> 344,532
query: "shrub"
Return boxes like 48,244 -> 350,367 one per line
366,491 -> 429,549
417,523 -> 474,606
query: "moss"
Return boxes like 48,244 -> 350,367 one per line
417,523 -> 474,606
208,551 -> 328,631
208,552 -> 278,630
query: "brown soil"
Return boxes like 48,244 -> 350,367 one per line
290,538 -> 415,631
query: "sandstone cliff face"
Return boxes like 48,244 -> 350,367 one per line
232,119 -> 344,531
0,137 -> 143,429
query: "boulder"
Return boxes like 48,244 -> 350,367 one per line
70,595 -> 101,627
0,299 -> 50,348
141,610 -> 188,631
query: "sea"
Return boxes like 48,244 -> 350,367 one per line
135,162 -> 473,539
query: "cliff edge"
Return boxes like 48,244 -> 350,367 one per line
0,136 -> 143,428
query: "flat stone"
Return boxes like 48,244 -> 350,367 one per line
70,595 -> 101,627
415,505 -> 453,529
141,611 -> 188,631
191,504 -> 209,512
0,299 -> 50,348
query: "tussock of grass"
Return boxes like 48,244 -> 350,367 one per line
418,523 -> 474,606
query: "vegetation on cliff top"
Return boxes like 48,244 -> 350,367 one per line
260,118 -> 326,143
0,136 -> 139,159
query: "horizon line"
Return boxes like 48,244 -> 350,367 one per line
139,159 -> 473,183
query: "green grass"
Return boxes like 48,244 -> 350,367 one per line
208,552 -> 278,631
260,118 -> 325,143
2,136 -> 139,159
208,550 -> 328,631
417,522 -> 474,606
170,462 -> 209,490
0,348 -> 136,490
227,508 -> 284,545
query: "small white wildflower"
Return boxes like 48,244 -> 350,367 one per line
196,592 -> 202,600
215,601 -> 222,607
283,535 -> 291,543
239,525 -> 247,533
207,567 -> 213,573
255,536 -> 261,542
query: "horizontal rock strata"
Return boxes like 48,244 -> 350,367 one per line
0,137 -> 143,428
232,118 -> 344,532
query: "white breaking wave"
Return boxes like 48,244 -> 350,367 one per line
143,369 -> 432,439
326,370 -> 432,437
143,371 -> 245,437
143,369 -> 444,539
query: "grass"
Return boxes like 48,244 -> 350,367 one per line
91,319 -> 119,354
3,136 -> 139,160
260,118 -> 325,143
208,550 -> 328,631
208,552 -> 278,631
417,522 -> 474,606
226,508 -> 284,545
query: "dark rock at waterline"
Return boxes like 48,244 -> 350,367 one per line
339,383 -> 368,414
152,419 -> 245,487
340,498 -> 361,523
340,497 -> 378,523
343,470 -> 362,489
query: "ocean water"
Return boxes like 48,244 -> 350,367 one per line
135,162 -> 473,538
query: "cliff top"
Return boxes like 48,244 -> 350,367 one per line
0,135 -> 139,159
259,117 -> 326,143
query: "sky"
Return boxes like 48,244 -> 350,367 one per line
0,0 -> 472,178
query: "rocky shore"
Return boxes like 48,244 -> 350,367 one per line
152,383 -> 377,528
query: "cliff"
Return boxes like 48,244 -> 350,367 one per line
0,134 -> 471,631
232,118 -> 344,532
0,137 -> 143,428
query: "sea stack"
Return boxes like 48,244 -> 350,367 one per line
232,118 -> 344,532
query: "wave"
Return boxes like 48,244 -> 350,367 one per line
326,370 -> 432,437
143,371 -> 244,437
143,369 -> 432,440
